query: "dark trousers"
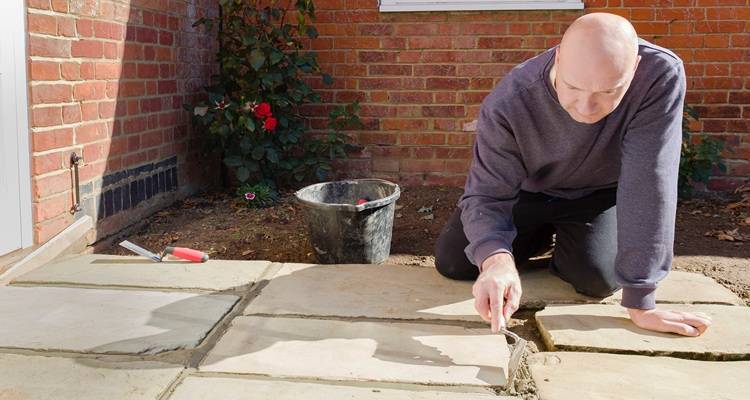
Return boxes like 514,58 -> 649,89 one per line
435,187 -> 620,298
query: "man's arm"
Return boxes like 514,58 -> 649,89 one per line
459,101 -> 528,332
459,102 -> 527,269
617,61 -> 712,336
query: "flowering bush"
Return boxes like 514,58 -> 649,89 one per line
237,182 -> 278,208
189,0 -> 361,187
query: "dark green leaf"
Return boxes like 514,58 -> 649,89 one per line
240,137 -> 252,151
245,117 -> 255,131
250,49 -> 265,71
266,148 -> 279,163
236,167 -> 250,182
251,146 -> 265,160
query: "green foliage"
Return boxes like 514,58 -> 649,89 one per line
237,181 -> 278,208
189,0 -> 361,187
679,104 -> 727,199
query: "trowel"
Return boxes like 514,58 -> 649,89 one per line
499,327 -> 527,392
119,240 -> 209,263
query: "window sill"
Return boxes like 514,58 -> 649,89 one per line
379,1 -> 584,12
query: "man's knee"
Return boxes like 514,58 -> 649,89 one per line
550,256 -> 619,298
434,241 -> 478,281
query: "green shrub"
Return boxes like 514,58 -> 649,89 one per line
189,0 -> 361,188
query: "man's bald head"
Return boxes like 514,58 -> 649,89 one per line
551,13 -> 642,124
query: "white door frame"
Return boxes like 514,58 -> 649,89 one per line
0,0 -> 33,254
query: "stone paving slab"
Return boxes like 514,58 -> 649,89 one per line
520,269 -> 743,307
0,353 -> 182,400
535,304 -> 750,360
244,265 -> 742,325
200,316 -> 510,387
169,376 -> 515,400
13,254 -> 271,291
244,263 -> 481,322
528,352 -> 750,400
0,286 -> 238,354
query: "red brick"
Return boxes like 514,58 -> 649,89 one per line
76,19 -> 94,37
459,23 -> 508,36
32,106 -> 62,127
102,43 -> 121,59
407,37 -> 451,50
74,82 -> 106,101
71,39 -> 103,58
29,36 -> 70,57
50,0 -> 67,12
422,105 -> 465,117
28,0 -> 50,10
159,31 -> 174,45
33,151 -> 63,175
426,78 -> 470,90
32,128 -> 74,152
369,64 -> 412,76
695,49 -> 745,62
94,63 -> 120,80
411,146 -> 435,159
32,172 -> 70,198
401,159 -> 445,173
80,62 -> 95,79
80,102 -> 98,121
34,193 -> 71,222
57,17 -> 76,37
99,101 -> 117,119
30,61 -> 59,81
62,104 -> 82,124
94,21 -> 124,40
28,13 -> 56,35
477,37 -> 524,49
400,133 -> 446,145
36,215 -> 75,244
695,21 -> 745,33
75,122 -> 107,142
31,84 -> 72,104
60,63 -> 81,80
82,142 -> 105,162
359,51 -> 397,63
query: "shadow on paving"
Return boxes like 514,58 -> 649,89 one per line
70,264 -> 510,386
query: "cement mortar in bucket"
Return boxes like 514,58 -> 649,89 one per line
295,179 -> 401,264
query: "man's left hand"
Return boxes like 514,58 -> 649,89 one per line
627,308 -> 712,337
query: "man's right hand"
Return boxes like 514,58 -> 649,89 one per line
472,252 -> 522,333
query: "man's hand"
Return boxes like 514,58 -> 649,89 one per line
627,308 -> 712,337
473,253 -> 522,333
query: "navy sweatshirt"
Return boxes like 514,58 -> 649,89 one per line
458,38 -> 686,310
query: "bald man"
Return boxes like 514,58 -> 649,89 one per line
435,13 -> 712,337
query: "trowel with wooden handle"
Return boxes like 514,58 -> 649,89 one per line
499,327 -> 527,392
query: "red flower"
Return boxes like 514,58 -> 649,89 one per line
264,117 -> 278,131
254,102 -> 272,118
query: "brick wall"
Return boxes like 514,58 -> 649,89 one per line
300,0 -> 750,190
27,0 -> 217,244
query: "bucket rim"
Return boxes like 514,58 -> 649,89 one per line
294,178 -> 401,211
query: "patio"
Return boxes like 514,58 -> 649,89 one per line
1,253 -> 748,399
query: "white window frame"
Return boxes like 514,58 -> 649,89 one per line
379,0 -> 584,12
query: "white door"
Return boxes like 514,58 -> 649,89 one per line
0,0 -> 33,256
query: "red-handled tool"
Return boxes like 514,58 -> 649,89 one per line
165,246 -> 209,263
120,240 -> 209,263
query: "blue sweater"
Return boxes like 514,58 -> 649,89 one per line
458,38 -> 686,310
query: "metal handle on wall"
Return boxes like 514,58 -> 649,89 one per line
70,152 -> 83,214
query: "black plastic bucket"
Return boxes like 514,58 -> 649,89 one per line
295,179 -> 401,264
